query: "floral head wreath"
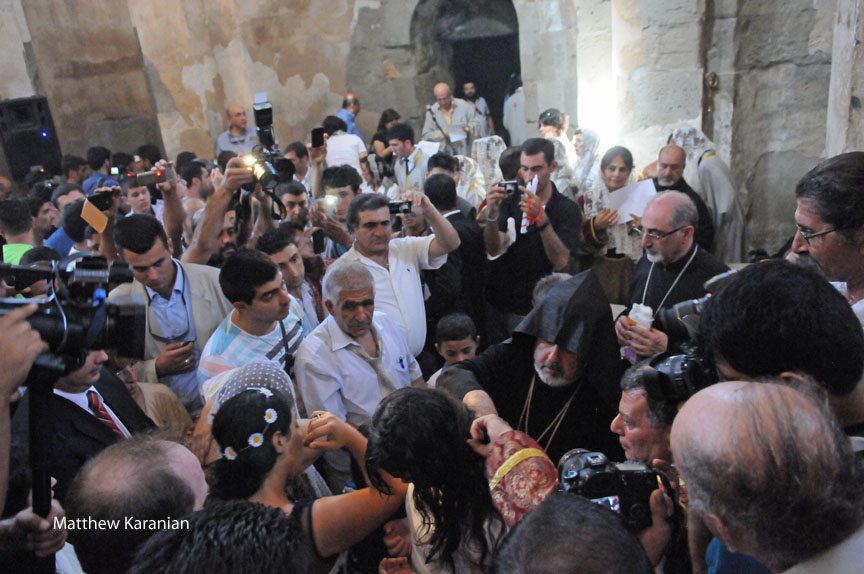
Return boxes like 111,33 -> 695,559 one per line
219,387 -> 281,461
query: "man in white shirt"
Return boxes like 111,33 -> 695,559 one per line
329,193 -> 461,358
295,261 -> 422,489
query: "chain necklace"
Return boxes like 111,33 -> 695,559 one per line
518,375 -> 584,452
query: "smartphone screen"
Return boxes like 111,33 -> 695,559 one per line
311,127 -> 325,148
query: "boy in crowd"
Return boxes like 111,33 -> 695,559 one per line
427,313 -> 480,387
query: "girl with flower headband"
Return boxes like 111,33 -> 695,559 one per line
209,381 -> 407,573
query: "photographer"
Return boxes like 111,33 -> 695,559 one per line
688,259 -> 864,573
181,156 -> 254,266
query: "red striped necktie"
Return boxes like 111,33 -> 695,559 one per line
87,390 -> 125,438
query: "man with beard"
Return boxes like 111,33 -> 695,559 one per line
463,81 -> 494,138
110,215 -> 233,414
447,271 -> 624,463
653,144 -> 715,252
198,249 -> 304,393
615,191 -> 727,360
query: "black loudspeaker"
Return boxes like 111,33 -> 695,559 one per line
0,96 -> 62,183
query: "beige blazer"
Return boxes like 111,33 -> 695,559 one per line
109,262 -> 233,385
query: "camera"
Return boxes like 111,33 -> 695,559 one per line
131,168 -> 167,187
642,345 -> 717,403
0,256 -> 146,369
558,449 -> 668,531
502,179 -> 519,195
239,94 -> 295,193
645,270 -> 738,403
388,201 -> 412,215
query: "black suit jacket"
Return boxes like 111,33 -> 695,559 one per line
9,367 -> 155,506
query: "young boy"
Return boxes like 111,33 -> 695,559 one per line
427,313 -> 480,387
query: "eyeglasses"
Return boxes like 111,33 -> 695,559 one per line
796,226 -> 837,245
630,225 -> 686,240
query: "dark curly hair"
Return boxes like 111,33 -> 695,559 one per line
209,387 -> 294,501
365,388 -> 502,571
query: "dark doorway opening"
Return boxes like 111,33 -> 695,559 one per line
452,34 -> 520,135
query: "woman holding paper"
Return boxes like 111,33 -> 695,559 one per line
583,146 -> 645,261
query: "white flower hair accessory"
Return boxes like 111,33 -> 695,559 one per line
220,387 -> 283,461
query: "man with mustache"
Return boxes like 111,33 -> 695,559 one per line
652,144 -> 715,252
295,262 -> 422,490
447,271 -> 624,463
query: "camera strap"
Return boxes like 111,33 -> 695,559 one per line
641,245 -> 699,316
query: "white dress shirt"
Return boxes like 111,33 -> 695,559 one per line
333,235 -> 446,356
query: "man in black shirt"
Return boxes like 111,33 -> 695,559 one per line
483,138 -> 581,343
653,144 -> 715,252
616,191 -> 728,359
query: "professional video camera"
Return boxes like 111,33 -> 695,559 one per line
558,449 -> 672,531
0,255 -> 146,369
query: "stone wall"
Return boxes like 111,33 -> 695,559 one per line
730,0 -> 836,253
19,0 -> 162,157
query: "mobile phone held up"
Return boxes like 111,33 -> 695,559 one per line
311,127 -> 325,148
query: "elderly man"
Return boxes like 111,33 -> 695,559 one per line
449,271 -> 624,463
330,193 -> 460,358
215,104 -> 257,156
615,191 -> 728,360
65,436 -> 207,574
672,381 -> 864,574
610,361 -> 676,464
109,215 -> 233,413
791,152 -> 864,324
653,144 -> 715,252
421,82 -> 478,156
295,262 -> 422,489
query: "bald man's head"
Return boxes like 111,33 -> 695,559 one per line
672,381 -> 864,571
433,82 -> 453,111
640,191 -> 698,263
66,437 -> 207,574
226,104 -> 247,132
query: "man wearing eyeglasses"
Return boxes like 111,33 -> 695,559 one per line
615,191 -> 728,359
110,214 -> 233,414
791,152 -> 864,325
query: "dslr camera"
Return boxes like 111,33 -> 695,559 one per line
558,449 -> 670,531
239,94 -> 295,193
0,256 -> 146,369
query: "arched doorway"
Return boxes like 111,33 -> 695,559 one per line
410,0 -> 520,135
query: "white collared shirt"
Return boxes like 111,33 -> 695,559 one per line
295,313 -> 421,427
53,386 -> 132,438
334,235 -> 446,356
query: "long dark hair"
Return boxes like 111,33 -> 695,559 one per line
209,388 -> 294,501
366,388 -> 502,571
375,108 -> 401,137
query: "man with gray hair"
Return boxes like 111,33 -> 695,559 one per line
672,381 -> 864,573
615,191 -> 728,360
653,144 -> 715,252
295,261 -> 423,489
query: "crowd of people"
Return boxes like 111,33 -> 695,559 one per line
0,78 -> 861,574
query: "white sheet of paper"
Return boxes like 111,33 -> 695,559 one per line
416,140 -> 442,159
449,130 -> 467,143
605,179 -> 657,223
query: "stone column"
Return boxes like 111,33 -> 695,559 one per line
513,0 -> 579,140
612,0 -> 705,168
575,0 -> 614,143
826,0 -> 864,155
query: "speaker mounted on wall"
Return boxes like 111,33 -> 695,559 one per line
0,96 -> 62,183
